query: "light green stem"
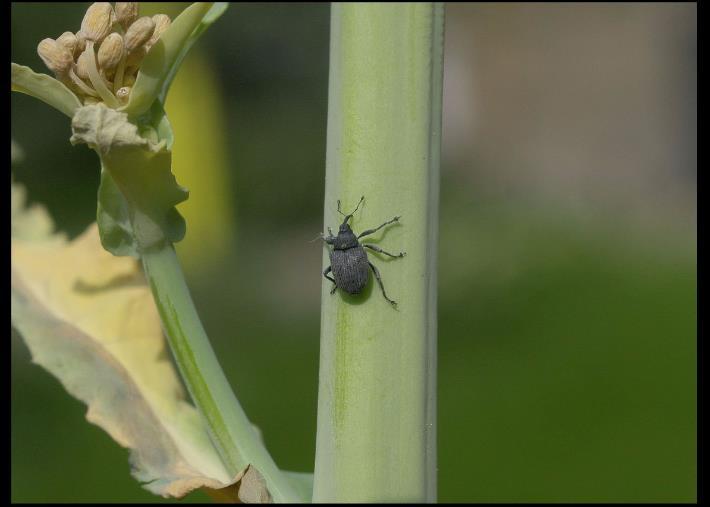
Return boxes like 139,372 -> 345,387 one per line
67,69 -> 100,98
142,245 -> 300,503
83,42 -> 120,108
313,3 -> 443,502
113,56 -> 126,93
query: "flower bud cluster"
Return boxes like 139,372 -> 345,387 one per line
36,2 -> 171,106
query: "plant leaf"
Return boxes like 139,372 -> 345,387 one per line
149,99 -> 175,149
11,177 -> 62,243
93,103 -> 173,257
123,2 -> 227,118
157,2 -> 229,107
12,180 -> 307,502
96,166 -> 139,257
11,63 -> 81,118
70,104 -> 187,254
11,190 -> 238,498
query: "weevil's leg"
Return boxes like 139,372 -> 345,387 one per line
363,243 -> 406,258
313,228 -> 335,244
368,261 -> 397,306
314,230 -> 335,244
309,232 -> 327,243
357,216 -> 400,239
323,265 -> 336,284
323,266 -> 337,294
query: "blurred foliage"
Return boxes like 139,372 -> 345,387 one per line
11,2 -> 695,503
166,54 -> 235,275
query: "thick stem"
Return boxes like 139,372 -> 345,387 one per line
141,244 -> 300,503
313,3 -> 444,502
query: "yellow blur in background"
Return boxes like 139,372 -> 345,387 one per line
167,53 -> 235,274
144,3 -> 235,274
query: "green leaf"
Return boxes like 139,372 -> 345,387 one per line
71,104 -> 188,255
149,100 -> 175,149
95,105 -> 175,258
96,167 -> 138,257
157,2 -> 229,106
11,63 -> 81,118
123,2 -> 228,118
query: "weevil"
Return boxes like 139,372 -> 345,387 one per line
321,196 -> 405,306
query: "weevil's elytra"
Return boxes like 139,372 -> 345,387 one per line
321,196 -> 405,307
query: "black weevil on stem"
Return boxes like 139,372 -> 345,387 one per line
321,196 -> 405,306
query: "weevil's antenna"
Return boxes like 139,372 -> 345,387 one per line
351,195 -> 365,215
339,195 -> 365,224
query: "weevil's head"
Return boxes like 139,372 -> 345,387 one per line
332,222 -> 358,249
329,196 -> 364,249
339,220 -> 352,233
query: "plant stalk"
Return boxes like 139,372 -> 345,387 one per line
312,3 -> 444,502
142,244 -> 300,502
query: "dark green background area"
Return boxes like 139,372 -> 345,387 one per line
11,3 -> 696,503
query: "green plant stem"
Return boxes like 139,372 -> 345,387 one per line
84,42 -> 120,108
141,244 -> 300,503
313,3 -> 444,503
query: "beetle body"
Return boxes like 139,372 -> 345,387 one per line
321,196 -> 405,306
329,243 -> 369,295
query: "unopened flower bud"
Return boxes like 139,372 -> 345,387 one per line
75,49 -> 94,80
115,2 -> 139,29
37,38 -> 73,75
80,2 -> 115,43
146,14 -> 171,49
98,33 -> 124,73
125,46 -> 147,68
56,32 -> 78,56
124,16 -> 155,53
74,33 -> 87,58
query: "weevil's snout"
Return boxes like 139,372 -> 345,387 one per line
340,212 -> 354,227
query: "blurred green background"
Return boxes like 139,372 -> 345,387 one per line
11,2 -> 696,503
